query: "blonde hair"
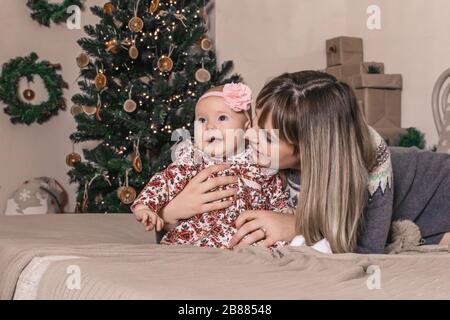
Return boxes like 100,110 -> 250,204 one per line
256,71 -> 376,253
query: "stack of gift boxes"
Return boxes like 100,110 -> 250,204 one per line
325,36 -> 407,145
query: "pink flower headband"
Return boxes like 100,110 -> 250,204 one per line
198,83 -> 252,112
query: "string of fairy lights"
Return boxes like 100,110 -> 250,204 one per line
68,0 -> 214,212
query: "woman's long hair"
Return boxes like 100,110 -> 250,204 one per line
256,71 -> 376,253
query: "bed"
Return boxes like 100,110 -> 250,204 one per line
1,214 -> 449,300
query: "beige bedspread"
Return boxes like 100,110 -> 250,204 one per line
0,214 -> 154,299
34,245 -> 450,299
1,214 -> 450,299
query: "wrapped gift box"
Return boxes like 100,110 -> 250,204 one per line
326,62 -> 385,85
351,74 -> 403,128
351,74 -> 402,89
326,64 -> 360,84
326,36 -> 364,67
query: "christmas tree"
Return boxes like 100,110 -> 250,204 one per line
68,0 -> 240,213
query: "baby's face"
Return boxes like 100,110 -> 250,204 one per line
194,96 -> 249,158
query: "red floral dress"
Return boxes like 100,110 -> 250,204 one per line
131,140 -> 293,249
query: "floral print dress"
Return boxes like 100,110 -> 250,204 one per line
131,140 -> 293,249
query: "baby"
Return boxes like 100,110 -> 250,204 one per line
131,83 -> 293,249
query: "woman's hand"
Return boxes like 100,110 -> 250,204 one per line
160,164 -> 238,229
228,210 -> 297,249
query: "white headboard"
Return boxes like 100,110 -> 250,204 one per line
432,68 -> 450,134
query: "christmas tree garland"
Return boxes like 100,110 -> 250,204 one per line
0,52 -> 68,125
26,0 -> 84,27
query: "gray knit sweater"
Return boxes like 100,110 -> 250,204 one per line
286,145 -> 450,254
357,146 -> 450,253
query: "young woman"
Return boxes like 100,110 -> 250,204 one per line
158,71 -> 450,254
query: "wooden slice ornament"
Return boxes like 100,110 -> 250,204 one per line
129,17 -> 144,32
132,140 -> 142,173
117,186 -> 137,204
70,104 -> 83,116
95,72 -> 107,90
195,67 -> 211,83
23,88 -> 35,101
149,0 -> 160,13
157,55 -> 173,72
66,152 -> 81,167
157,44 -> 175,73
83,105 -> 97,115
120,36 -> 139,60
124,99 -> 137,113
133,153 -> 142,173
103,2 -> 115,15
199,35 -> 212,51
129,0 -> 144,33
117,169 -> 136,204
66,144 -> 81,167
129,46 -> 139,60
76,53 -> 90,68
124,86 -> 137,113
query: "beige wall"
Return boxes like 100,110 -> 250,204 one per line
0,0 -> 105,213
215,0 -> 449,148
0,0 -> 217,214
1,0 -> 448,213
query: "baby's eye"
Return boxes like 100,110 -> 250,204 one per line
218,114 -> 228,121
197,117 -> 207,124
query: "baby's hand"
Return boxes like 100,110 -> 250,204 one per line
133,206 -> 165,232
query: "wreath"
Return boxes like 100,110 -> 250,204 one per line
0,52 -> 68,125
26,0 -> 85,27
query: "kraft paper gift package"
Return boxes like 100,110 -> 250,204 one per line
352,74 -> 403,128
325,36 -> 405,146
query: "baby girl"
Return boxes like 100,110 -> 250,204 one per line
131,83 -> 293,249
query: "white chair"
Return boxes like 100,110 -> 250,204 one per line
431,69 -> 450,135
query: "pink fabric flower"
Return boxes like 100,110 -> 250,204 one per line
222,83 -> 252,112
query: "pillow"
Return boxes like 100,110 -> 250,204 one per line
4,177 -> 67,215
437,109 -> 450,154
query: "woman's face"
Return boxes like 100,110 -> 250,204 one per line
245,109 -> 299,170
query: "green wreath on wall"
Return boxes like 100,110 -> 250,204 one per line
27,0 -> 84,27
0,52 -> 68,125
